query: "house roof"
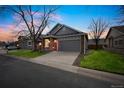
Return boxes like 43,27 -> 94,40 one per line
18,36 -> 28,40
106,25 -> 124,39
111,25 -> 124,33
18,23 -> 88,41
47,23 -> 87,36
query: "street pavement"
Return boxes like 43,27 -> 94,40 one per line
0,54 -> 121,88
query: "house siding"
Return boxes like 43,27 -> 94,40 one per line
105,27 -> 124,55
18,39 -> 32,49
106,28 -> 124,49
55,26 -> 79,36
106,28 -> 122,47
113,35 -> 124,49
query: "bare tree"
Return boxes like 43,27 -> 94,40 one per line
1,5 -> 59,51
88,18 -> 109,49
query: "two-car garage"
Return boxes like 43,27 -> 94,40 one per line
58,36 -> 82,52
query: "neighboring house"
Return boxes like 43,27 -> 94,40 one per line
18,23 -> 88,54
0,41 -> 5,47
88,39 -> 106,49
105,25 -> 124,54
18,36 -> 34,49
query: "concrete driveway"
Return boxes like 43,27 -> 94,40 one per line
32,51 -> 79,65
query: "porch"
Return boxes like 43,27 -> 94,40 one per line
37,36 -> 58,51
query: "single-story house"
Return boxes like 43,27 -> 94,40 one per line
18,36 -> 32,49
88,39 -> 106,49
18,23 -> 88,54
0,41 -> 6,48
105,25 -> 124,54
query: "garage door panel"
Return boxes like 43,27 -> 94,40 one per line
58,40 -> 80,52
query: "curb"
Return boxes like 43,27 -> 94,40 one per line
2,54 -> 124,85
77,67 -> 124,85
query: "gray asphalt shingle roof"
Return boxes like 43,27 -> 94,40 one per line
111,25 -> 124,33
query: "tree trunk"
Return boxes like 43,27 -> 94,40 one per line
95,40 -> 99,50
32,39 -> 37,51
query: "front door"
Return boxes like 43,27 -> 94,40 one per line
49,39 -> 58,51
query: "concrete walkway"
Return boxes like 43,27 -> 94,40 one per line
32,51 -> 79,65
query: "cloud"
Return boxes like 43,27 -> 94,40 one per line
13,11 -> 63,22
100,31 -> 109,38
31,12 -> 63,21
49,13 -> 63,21
12,12 -> 62,34
0,11 -> 63,42
88,30 -> 109,39
0,28 -> 3,32
0,28 -> 15,41
42,26 -> 51,34
0,23 -> 20,42
6,25 -> 16,31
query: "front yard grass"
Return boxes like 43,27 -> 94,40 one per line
8,49 -> 47,58
80,50 -> 124,75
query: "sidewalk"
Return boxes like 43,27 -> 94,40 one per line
31,59 -> 124,85
0,49 -> 7,55
3,54 -> 124,85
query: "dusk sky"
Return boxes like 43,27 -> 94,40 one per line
0,5 -> 120,41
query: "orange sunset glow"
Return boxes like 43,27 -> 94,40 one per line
0,28 -> 15,41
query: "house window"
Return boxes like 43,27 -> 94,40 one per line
28,41 -> 32,46
119,40 -> 123,45
115,40 -> 123,45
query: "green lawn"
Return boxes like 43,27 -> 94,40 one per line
8,49 -> 47,58
80,50 -> 124,75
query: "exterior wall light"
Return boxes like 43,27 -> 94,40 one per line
39,42 -> 42,46
17,44 -> 19,47
54,40 -> 57,43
